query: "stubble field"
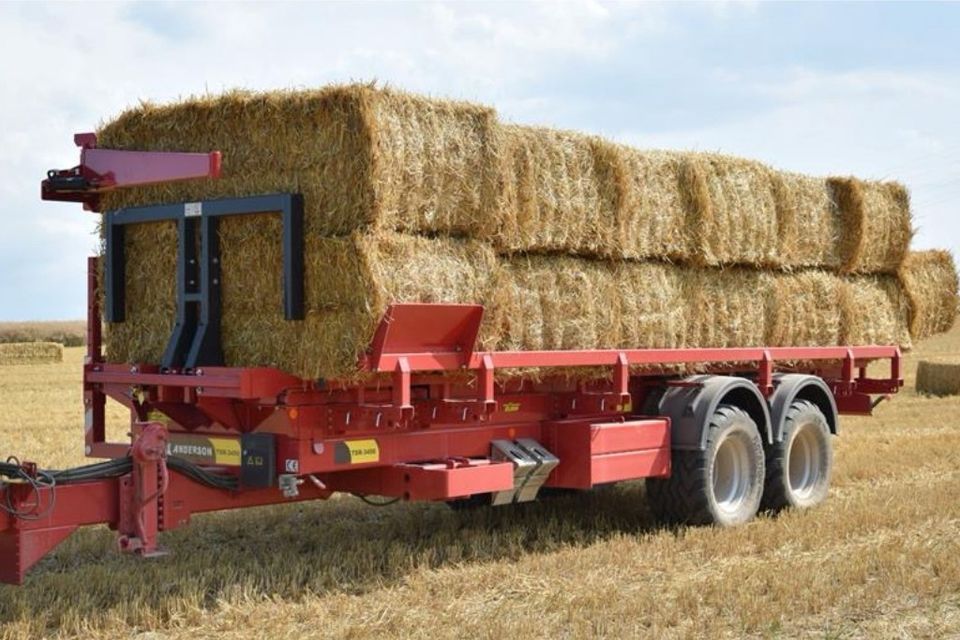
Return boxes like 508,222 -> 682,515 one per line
0,326 -> 959,639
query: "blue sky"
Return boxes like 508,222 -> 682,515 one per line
1,1 -> 958,320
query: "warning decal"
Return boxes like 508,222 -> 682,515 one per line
333,439 -> 380,465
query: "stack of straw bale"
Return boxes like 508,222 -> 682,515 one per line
96,84 -> 957,380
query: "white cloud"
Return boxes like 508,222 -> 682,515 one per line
617,66 -> 960,254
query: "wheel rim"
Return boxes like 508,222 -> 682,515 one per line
788,423 -> 823,500
712,432 -> 751,515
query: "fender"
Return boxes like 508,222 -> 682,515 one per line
656,375 -> 772,451
768,374 -> 839,440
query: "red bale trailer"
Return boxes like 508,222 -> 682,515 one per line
0,135 -> 903,585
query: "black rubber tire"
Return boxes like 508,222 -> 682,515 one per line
646,404 -> 765,527
761,400 -> 833,512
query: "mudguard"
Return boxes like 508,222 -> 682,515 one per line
657,375 -> 772,451
768,374 -> 839,440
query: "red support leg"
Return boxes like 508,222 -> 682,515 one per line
117,423 -> 169,556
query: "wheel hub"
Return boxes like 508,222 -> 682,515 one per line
712,433 -> 751,514
788,423 -> 823,499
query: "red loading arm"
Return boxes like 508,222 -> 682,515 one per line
41,132 -> 222,211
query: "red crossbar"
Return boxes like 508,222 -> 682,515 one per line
41,133 -> 221,211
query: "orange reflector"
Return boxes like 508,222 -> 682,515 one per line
288,408 -> 299,420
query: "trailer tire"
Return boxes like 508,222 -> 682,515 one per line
646,405 -> 765,527
761,400 -> 832,512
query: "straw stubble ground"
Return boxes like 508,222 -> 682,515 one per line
1,324 -> 959,638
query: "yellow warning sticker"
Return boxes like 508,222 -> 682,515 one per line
334,439 -> 380,464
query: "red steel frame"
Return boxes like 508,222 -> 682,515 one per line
0,256 -> 903,584
5,139 -> 902,584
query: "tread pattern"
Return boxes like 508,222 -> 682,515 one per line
647,405 -> 762,526
761,399 -> 831,512
646,449 -> 711,525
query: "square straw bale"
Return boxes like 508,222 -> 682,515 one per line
839,275 -> 912,348
0,342 -> 64,365
611,261 -> 687,348
915,358 -> 960,396
684,154 -> 780,268
216,220 -> 502,379
494,256 -> 685,381
106,217 -> 503,380
103,221 -> 177,364
772,173 -> 843,270
828,177 -> 912,274
898,250 -> 959,340
492,126 -> 614,257
766,270 -> 844,347
498,256 -> 611,351
679,267 -> 773,348
615,147 -> 690,261
497,257 -> 685,352
98,84 -> 498,238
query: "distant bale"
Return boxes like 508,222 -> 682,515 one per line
0,342 -> 63,365
899,250 -> 959,340
0,321 -> 86,346
828,177 -> 912,274
916,359 -> 960,396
